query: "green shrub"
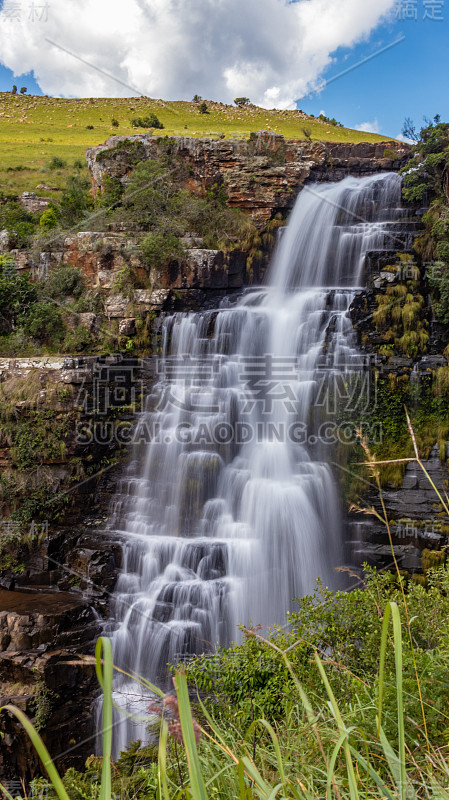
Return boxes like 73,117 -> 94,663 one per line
131,114 -> 164,129
20,301 -> 64,344
141,231 -> 185,267
199,101 -> 208,114
0,263 -> 38,334
111,117 -> 119,128
48,156 -> 67,170
98,175 -> 124,208
62,324 -> 93,352
0,198 -> 38,247
57,175 -> 93,226
428,261 -> 449,324
401,119 -> 449,203
39,206 -> 59,232
43,265 -> 85,300
184,565 -> 449,750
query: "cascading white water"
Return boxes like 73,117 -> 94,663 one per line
105,172 -> 403,754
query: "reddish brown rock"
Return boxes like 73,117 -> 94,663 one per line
87,133 -> 411,225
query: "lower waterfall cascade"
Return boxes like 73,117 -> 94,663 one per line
103,171 -> 407,754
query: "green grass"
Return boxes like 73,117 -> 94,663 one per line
3,604 -> 449,800
0,93 -> 393,198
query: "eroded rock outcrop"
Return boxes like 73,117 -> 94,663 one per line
87,133 -> 410,224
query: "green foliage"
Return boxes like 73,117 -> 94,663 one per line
428,260 -> 449,324
108,157 -> 257,259
62,324 -> 93,353
141,231 -> 185,268
33,680 -> 53,732
111,117 -> 119,128
0,197 -> 38,247
20,87 -> 27,95
184,566 -> 449,751
20,301 -> 64,345
48,156 -> 67,170
11,84 -> 17,94
400,119 -> 449,203
0,260 -> 38,334
8,592 -> 449,800
131,114 -> 164,130
43,265 -> 85,300
39,205 -> 59,231
318,113 -> 342,127
98,175 -> 124,209
199,102 -> 208,114
57,175 -> 93,227
3,411 -> 68,469
234,97 -> 250,107
372,278 -> 428,357
95,138 -> 146,165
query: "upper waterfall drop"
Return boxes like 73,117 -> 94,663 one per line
104,171 -> 404,755
270,172 -> 403,289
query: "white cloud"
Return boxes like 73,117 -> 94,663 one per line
396,133 -> 415,144
0,0 -> 397,107
355,119 -> 381,134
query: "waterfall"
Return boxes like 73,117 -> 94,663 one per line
104,172 -> 403,754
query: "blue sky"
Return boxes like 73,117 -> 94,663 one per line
299,11 -> 448,139
0,0 -> 446,140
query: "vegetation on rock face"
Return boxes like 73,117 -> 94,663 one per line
401,116 -> 449,204
400,117 -> 449,325
0,259 -> 95,355
96,151 -> 259,256
372,280 -> 429,357
0,195 -> 38,247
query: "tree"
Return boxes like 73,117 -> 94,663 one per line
199,102 -> 208,115
301,127 -> 312,142
400,118 -> 449,202
234,97 -> 250,107
20,87 -> 27,94
11,85 -> 17,95
192,94 -> 202,102
402,117 -> 419,142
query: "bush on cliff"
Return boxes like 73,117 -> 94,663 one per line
0,257 -> 38,334
108,157 -> 258,260
20,300 -> 64,344
141,230 -> 185,268
403,117 -> 449,327
0,196 -> 39,247
401,116 -> 449,204
57,174 -> 93,227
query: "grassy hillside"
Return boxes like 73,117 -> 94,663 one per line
0,93 -> 392,198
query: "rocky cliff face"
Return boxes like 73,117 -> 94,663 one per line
87,133 -> 410,224
0,355 -> 154,780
